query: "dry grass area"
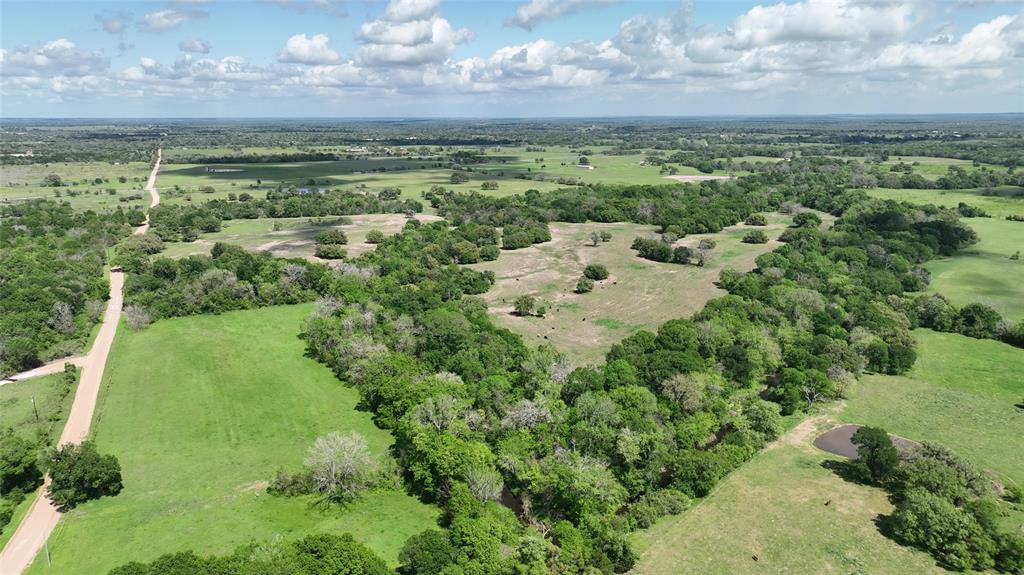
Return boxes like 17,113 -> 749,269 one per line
663,175 -> 736,183
470,214 -> 802,365
161,213 -> 442,260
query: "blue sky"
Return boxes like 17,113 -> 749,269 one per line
1,0 -> 1022,117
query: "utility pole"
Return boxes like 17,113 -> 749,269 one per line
32,396 -> 39,422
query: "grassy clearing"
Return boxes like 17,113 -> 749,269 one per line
630,435 -> 945,575
160,213 -> 443,260
469,213 -> 813,365
841,330 -> 1024,483
630,329 -> 1024,574
0,162 -> 152,212
866,186 -> 1024,218
28,305 -> 438,574
0,370 -> 80,550
922,217 -> 1024,321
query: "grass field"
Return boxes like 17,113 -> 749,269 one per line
469,213 -> 815,365
878,155 -> 1007,179
28,304 -> 439,574
841,330 -> 1024,483
0,161 -> 152,212
630,329 -> 1024,574
156,158 -> 566,206
0,370 -> 80,550
923,217 -> 1024,321
866,186 -> 1024,218
160,213 -> 443,260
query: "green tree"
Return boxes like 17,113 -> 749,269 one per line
851,426 -> 899,484
513,295 -> 536,317
47,440 -> 123,509
583,263 -> 609,280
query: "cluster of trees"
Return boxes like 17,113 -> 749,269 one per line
120,242 -> 335,323
575,264 -> 608,293
315,229 -> 349,260
0,200 -> 141,376
909,294 -> 1024,348
148,190 -> 421,242
630,236 -> 711,266
48,440 -> 123,510
844,427 -> 1023,573
109,533 -> 391,575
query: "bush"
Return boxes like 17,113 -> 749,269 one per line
698,238 -> 716,250
744,214 -> 767,226
47,441 -> 123,510
741,230 -> 769,244
626,490 -> 690,530
479,244 -> 500,261
0,430 -> 42,497
124,305 -> 152,330
583,264 -> 609,280
315,244 -> 348,259
365,230 -> 386,244
890,489 -> 996,571
513,295 -> 536,316
792,211 -> 822,228
316,229 -> 348,245
575,276 -> 594,293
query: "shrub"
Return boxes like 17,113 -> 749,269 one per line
583,264 -> 609,280
315,244 -> 347,259
575,276 -> 594,293
744,214 -> 767,226
792,211 -> 822,228
479,244 -> 500,261
47,441 -> 123,509
698,238 -> 716,250
316,229 -> 348,245
600,231 -> 612,242
365,230 -> 386,244
124,305 -> 152,330
890,489 -> 996,571
0,430 -> 42,497
742,230 -> 769,244
513,295 -> 536,316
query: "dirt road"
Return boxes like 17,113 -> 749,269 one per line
0,149 -> 161,575
1,357 -> 85,386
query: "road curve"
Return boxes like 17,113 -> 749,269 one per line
1,357 -> 86,386
0,149 -> 161,575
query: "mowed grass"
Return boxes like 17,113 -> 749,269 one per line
0,370 -> 80,550
630,329 -> 1023,574
469,213 -> 816,365
879,155 -> 1007,179
0,161 -> 152,212
28,304 -> 439,574
160,213 -> 443,260
923,217 -> 1024,321
841,330 -> 1024,483
866,186 -> 1024,218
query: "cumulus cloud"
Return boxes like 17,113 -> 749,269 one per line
179,38 -> 212,54
0,39 -> 109,77
355,0 -> 474,67
140,9 -> 206,32
278,33 -> 340,64
506,0 -> 615,31
96,13 -> 130,34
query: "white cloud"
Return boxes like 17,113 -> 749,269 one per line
355,0 -> 474,67
97,14 -> 129,34
278,34 -> 340,64
179,38 -> 212,54
506,0 -> 614,31
0,39 -> 109,77
730,0 -> 913,49
140,9 -> 206,32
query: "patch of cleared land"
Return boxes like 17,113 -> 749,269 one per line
629,329 -> 1024,574
0,161 -> 152,212
470,213 -> 814,365
27,304 -> 439,574
160,213 -> 444,260
922,217 -> 1024,321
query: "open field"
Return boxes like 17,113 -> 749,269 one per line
879,155 -> 1008,179
630,329 -> 1024,574
866,186 -> 1024,218
841,330 -> 1024,483
156,159 -> 566,206
27,304 -> 439,574
923,217 -> 1024,321
0,370 -> 80,551
0,161 -> 153,212
160,213 -> 443,260
469,213 -> 812,365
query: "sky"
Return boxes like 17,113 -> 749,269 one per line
0,0 -> 1022,117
